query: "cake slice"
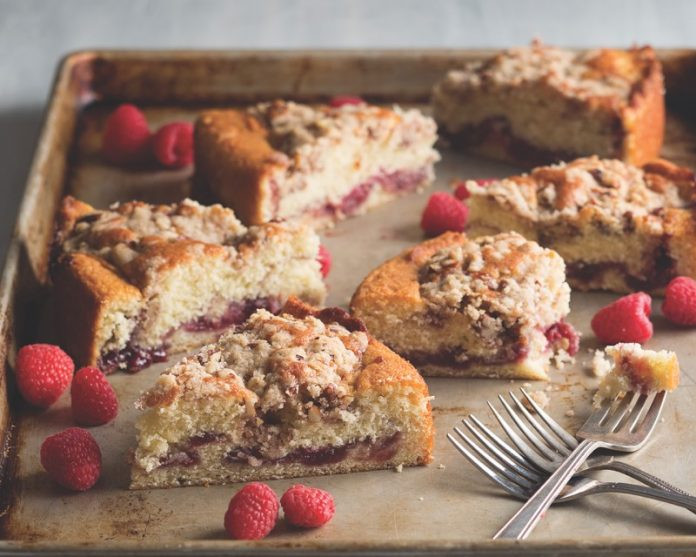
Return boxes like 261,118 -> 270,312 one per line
465,156 -> 696,293
194,99 -> 440,226
593,343 -> 680,406
350,231 -> 577,380
432,42 -> 664,166
130,298 -> 434,489
51,197 -> 325,373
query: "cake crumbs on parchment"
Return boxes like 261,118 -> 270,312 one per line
523,390 -> 550,412
587,348 -> 611,378
565,409 -> 575,417
394,464 -> 404,473
418,497 -> 424,501
437,464 -> 446,470
552,350 -> 575,369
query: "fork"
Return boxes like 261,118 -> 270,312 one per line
493,389 -> 666,539
447,392 -> 696,510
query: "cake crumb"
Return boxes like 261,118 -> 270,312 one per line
418,496 -> 424,501
394,464 -> 403,473
552,350 -> 575,369
523,390 -> 550,412
437,464 -> 446,470
565,409 -> 575,417
588,349 -> 611,378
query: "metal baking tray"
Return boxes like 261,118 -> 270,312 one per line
2,49 -> 696,555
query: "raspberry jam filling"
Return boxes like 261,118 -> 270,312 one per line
404,344 -> 530,369
318,168 -> 428,218
157,432 -> 402,470
544,321 -> 580,355
98,296 -> 282,373
566,260 -> 675,291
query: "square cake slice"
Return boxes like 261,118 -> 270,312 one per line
593,343 -> 680,406
194,100 -> 440,226
433,42 -> 664,166
465,156 -> 696,293
350,232 -> 577,380
130,298 -> 434,489
51,197 -> 325,373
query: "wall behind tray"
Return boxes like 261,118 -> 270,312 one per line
0,0 -> 695,265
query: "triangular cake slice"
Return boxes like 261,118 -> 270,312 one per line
351,231 -> 578,380
130,298 -> 434,489
52,197 -> 325,373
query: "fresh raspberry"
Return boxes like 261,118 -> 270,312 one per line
544,321 -> 580,355
224,482 -> 279,540
329,95 -> 364,107
281,484 -> 335,528
453,182 -> 470,200
71,367 -> 119,426
420,192 -> 469,236
102,104 -> 152,165
662,276 -> 696,326
40,427 -> 101,491
317,245 -> 332,278
15,344 -> 74,408
591,292 -> 653,344
152,122 -> 194,168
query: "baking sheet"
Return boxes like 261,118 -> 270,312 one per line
5,111 -> 696,550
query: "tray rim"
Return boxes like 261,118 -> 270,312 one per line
3,47 -> 696,554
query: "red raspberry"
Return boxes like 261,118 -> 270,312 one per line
40,427 -> 102,491
152,122 -> 194,168
453,182 -> 470,200
15,344 -> 74,408
224,482 -> 279,540
420,192 -> 469,236
281,484 -> 335,528
662,276 -> 696,326
317,245 -> 332,278
329,95 -> 364,107
544,321 -> 580,355
591,292 -> 653,344
102,104 -> 152,165
71,367 -> 119,426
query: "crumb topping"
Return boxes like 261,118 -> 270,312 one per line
249,100 -> 437,162
419,232 -> 570,335
468,157 -> 693,227
140,308 -> 369,420
438,42 -> 653,104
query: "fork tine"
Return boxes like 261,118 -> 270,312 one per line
622,393 -> 650,431
446,432 -> 528,500
498,394 -> 560,460
603,391 -> 641,431
632,391 -> 667,435
487,401 -> 555,472
462,418 -> 542,483
519,388 -> 578,449
466,415 -> 539,472
508,391 -> 570,455
452,426 -> 537,490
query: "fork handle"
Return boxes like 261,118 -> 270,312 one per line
494,439 -> 599,540
589,460 -> 693,497
587,481 -> 696,514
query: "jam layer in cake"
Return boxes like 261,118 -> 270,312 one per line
433,42 -> 664,166
130,298 -> 433,489
195,100 -> 439,227
350,231 -> 576,380
52,197 -> 325,373
466,156 -> 696,293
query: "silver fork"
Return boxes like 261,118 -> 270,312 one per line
447,392 -> 696,510
492,389 -> 667,539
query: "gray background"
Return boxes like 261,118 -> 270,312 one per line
2,0 -> 696,263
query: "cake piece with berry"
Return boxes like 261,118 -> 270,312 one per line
433,42 -> 664,166
350,231 -> 577,380
594,343 -> 680,406
130,298 -> 434,488
51,197 -> 325,373
465,157 -> 696,293
194,99 -> 440,226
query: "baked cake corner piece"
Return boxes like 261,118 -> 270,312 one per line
194,99 -> 440,226
594,343 -> 680,406
432,42 -> 664,166
465,156 -> 696,293
51,196 -> 326,373
130,297 -> 434,489
350,231 -> 577,380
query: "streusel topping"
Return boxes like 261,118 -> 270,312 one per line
249,100 -> 437,162
438,42 -> 650,103
419,232 -> 570,336
140,308 -> 369,419
59,199 -> 250,275
468,157 -> 692,225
